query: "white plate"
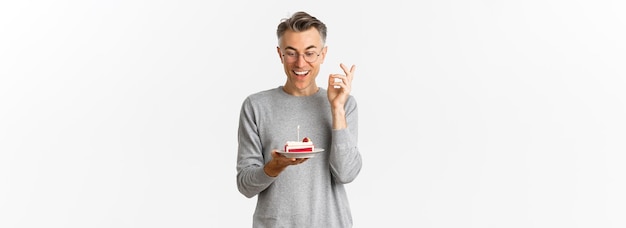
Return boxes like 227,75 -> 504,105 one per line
276,148 -> 325,158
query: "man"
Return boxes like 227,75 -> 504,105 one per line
236,11 -> 362,227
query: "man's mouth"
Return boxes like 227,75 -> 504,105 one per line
293,70 -> 310,77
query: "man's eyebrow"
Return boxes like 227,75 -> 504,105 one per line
284,45 -> 319,51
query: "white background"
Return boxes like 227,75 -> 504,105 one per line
1,0 -> 625,227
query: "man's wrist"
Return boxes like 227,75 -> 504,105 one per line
263,160 -> 284,177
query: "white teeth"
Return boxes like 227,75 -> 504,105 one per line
294,71 -> 309,75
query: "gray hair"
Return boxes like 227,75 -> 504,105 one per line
276,11 -> 327,45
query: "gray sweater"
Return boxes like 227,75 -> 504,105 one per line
237,86 -> 362,228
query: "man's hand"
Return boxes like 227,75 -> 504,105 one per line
263,150 -> 309,177
327,63 -> 355,130
327,63 -> 356,109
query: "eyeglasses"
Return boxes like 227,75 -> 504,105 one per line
281,50 -> 321,63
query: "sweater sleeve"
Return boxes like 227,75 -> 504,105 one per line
329,96 -> 362,183
236,97 -> 275,198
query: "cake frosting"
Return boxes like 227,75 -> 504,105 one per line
284,137 -> 314,152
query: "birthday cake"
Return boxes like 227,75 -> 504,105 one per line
284,137 -> 314,153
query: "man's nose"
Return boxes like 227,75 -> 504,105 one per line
295,54 -> 308,66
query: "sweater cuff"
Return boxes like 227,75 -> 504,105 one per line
257,165 -> 278,181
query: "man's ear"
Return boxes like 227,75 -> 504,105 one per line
277,46 -> 284,63
320,46 -> 328,64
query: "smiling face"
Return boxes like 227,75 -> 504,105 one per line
277,28 -> 327,96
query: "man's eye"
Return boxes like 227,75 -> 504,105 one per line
305,52 -> 316,57
286,52 -> 297,57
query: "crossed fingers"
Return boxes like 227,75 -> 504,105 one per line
330,63 -> 356,88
